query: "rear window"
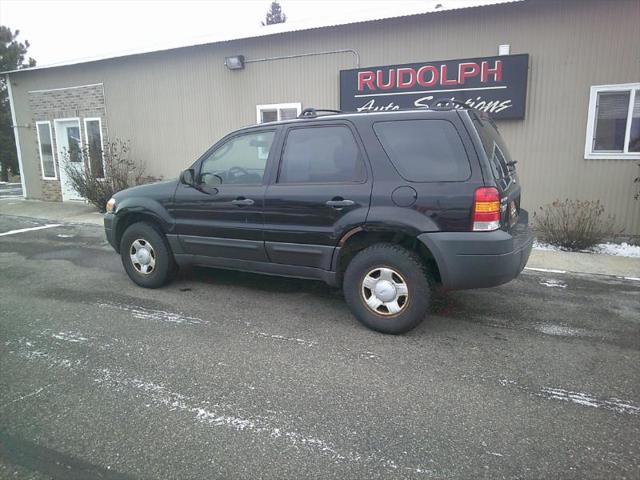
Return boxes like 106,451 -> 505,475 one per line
373,119 -> 471,182
472,113 -> 515,188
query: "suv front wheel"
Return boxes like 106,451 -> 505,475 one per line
343,243 -> 432,334
120,222 -> 176,288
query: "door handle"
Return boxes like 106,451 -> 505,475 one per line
326,199 -> 355,208
232,197 -> 255,206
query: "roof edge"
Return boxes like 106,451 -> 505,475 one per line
2,0 -> 523,75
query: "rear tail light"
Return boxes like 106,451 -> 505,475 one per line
472,187 -> 501,231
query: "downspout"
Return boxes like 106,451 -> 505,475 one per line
5,74 -> 28,198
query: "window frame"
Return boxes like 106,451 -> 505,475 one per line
276,123 -> 368,186
83,117 -> 106,179
585,83 -> 640,160
256,103 -> 302,124
197,128 -> 276,187
35,120 -> 57,180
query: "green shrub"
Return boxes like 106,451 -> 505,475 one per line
62,138 -> 159,212
533,199 -> 618,251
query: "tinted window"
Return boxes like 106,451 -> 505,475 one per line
373,120 -> 470,182
471,113 -> 515,188
278,126 -> 365,184
200,131 -> 274,185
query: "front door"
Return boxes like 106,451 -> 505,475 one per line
55,119 -> 84,201
171,129 -> 277,261
263,122 -> 373,270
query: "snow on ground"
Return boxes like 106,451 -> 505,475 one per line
591,242 -> 640,258
533,240 -> 640,258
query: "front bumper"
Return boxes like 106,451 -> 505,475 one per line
418,210 -> 533,290
104,213 -> 118,251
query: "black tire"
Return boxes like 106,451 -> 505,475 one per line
120,222 -> 176,288
343,243 -> 431,334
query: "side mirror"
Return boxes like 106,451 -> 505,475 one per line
180,168 -> 195,186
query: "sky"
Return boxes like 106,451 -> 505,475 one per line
0,0 -> 508,67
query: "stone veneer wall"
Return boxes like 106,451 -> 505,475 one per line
28,83 -> 107,201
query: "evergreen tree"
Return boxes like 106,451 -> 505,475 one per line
0,26 -> 36,182
262,1 -> 287,26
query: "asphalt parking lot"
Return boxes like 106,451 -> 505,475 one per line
1,214 -> 639,480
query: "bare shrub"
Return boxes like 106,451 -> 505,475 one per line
62,139 -> 160,212
533,199 -> 618,250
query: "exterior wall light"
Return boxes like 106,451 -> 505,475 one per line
498,44 -> 511,56
225,55 -> 245,70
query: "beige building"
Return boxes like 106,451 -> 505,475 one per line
5,0 -> 640,234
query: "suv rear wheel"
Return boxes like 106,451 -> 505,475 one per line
343,243 -> 431,334
120,222 -> 176,288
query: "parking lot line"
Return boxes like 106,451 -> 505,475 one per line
0,224 -> 62,237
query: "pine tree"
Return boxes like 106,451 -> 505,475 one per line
262,1 -> 287,26
0,26 -> 36,181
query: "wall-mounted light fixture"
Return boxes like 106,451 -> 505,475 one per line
498,44 -> 511,56
224,55 -> 245,70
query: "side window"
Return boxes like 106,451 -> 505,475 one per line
373,119 -> 471,182
278,126 -> 366,184
199,130 -> 275,186
84,118 -> 105,179
36,121 -> 56,179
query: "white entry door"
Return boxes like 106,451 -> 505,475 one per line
55,119 -> 84,201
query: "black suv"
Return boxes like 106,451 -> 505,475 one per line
104,106 -> 533,334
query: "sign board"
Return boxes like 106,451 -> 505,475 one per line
339,54 -> 529,120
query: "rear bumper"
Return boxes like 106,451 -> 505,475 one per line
104,213 -> 118,251
417,210 -> 533,290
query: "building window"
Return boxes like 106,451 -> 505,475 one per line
84,118 -> 105,178
256,103 -> 301,123
585,83 -> 640,159
36,121 -> 56,179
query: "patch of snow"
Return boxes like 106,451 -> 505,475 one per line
97,302 -> 208,325
94,367 -> 432,474
532,240 -> 562,252
538,387 -> 640,415
539,279 -> 567,288
534,239 -> 640,258
51,331 -> 89,343
534,323 -> 589,337
0,384 -> 52,408
591,242 -> 640,258
56,233 -> 75,238
251,331 -> 317,347
498,378 -> 640,415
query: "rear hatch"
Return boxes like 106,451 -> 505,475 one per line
470,112 -> 521,231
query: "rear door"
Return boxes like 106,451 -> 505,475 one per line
171,128 -> 276,261
262,121 -> 372,269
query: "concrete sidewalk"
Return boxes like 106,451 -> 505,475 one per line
0,198 -> 103,225
526,249 -> 639,280
0,197 -> 638,279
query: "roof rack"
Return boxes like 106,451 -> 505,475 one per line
298,108 -> 343,118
